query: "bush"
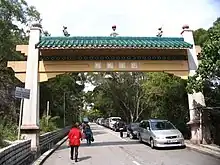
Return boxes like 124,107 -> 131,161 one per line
0,125 -> 4,147
40,115 -> 60,133
0,122 -> 17,141
0,122 -> 17,148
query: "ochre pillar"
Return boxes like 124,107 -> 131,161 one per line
181,25 -> 205,144
20,23 -> 41,153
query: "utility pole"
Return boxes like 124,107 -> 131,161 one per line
46,101 -> 50,126
63,92 -> 66,127
18,98 -> 24,140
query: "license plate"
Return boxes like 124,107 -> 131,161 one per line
119,128 -> 123,130
167,140 -> 178,143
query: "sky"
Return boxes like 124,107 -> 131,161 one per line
26,0 -> 220,37
25,0 -> 220,91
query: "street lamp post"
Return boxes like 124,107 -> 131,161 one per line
63,92 -> 66,127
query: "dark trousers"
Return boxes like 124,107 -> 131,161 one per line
86,134 -> 91,145
70,146 -> 79,159
120,130 -> 123,138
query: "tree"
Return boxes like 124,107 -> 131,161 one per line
0,0 -> 41,143
193,28 -> 209,46
87,72 -> 149,122
40,73 -> 85,127
142,72 -> 190,136
187,18 -> 220,93
85,109 -> 103,121
0,0 -> 40,66
187,18 -> 220,144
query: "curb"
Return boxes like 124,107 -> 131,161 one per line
185,143 -> 220,160
200,144 -> 220,153
32,136 -> 68,165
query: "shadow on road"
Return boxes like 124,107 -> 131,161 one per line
79,156 -> 92,162
80,140 -> 139,147
57,140 -> 139,151
92,131 -> 107,136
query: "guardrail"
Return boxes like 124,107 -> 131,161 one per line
0,126 -> 71,165
0,140 -> 31,165
39,126 -> 71,154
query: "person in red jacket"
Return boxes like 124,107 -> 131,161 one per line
68,123 -> 83,162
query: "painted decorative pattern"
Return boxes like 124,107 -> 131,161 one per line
39,55 -> 187,61
36,36 -> 192,49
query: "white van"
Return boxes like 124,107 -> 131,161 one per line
109,117 -> 121,129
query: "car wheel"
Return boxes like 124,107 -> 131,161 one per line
138,134 -> 142,143
150,138 -> 155,149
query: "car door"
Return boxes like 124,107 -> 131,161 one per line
144,121 -> 151,143
138,121 -> 145,138
139,121 -> 148,141
141,121 -> 149,141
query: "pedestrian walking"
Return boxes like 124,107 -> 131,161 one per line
84,124 -> 93,145
117,120 -> 125,138
67,123 -> 83,162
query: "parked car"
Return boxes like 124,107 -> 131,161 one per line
126,122 -> 139,139
138,119 -> 185,149
104,118 -> 110,128
109,117 -> 121,129
96,118 -> 101,124
100,118 -> 105,126
97,118 -> 103,125
113,120 -> 127,132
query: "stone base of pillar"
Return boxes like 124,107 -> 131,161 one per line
187,120 -> 200,144
21,125 -> 40,158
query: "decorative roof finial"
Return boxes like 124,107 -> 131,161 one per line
110,25 -> 119,37
63,26 -> 70,37
43,30 -> 51,37
182,24 -> 189,30
156,27 -> 163,37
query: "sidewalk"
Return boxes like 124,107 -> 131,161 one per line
185,140 -> 220,159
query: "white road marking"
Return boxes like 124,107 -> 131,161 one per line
132,160 -> 141,165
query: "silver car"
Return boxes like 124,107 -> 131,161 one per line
138,119 -> 185,149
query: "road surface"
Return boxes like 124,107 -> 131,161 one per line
43,123 -> 220,165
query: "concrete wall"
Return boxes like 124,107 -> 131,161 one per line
0,127 -> 70,165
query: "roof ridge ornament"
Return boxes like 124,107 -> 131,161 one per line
63,26 -> 70,37
110,25 -> 119,37
156,27 -> 163,37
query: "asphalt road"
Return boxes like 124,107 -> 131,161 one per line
43,123 -> 220,165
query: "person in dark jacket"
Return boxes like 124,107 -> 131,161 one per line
84,124 -> 93,145
117,120 -> 125,138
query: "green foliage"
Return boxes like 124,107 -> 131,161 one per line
86,72 -> 189,137
40,115 -> 60,133
142,73 -> 189,136
0,125 -> 4,147
0,122 -> 17,142
193,28 -> 209,46
39,73 -> 85,127
0,0 -> 42,142
187,18 -> 220,93
85,109 -> 103,121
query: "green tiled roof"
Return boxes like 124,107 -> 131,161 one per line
36,36 -> 192,49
